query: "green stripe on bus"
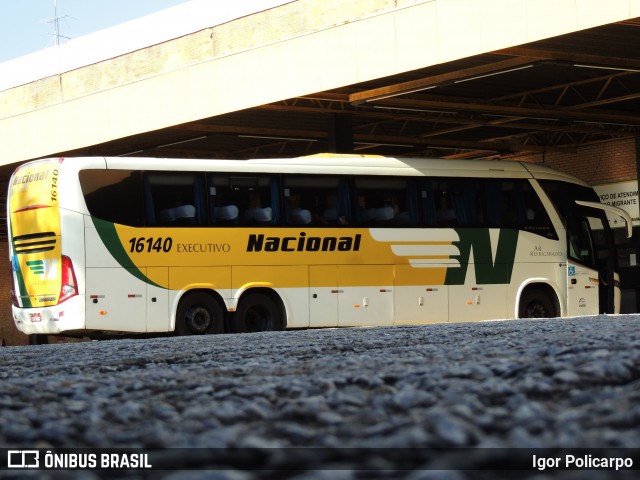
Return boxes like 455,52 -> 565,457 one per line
9,221 -> 31,308
91,217 -> 162,288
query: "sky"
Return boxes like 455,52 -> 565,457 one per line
0,0 -> 190,63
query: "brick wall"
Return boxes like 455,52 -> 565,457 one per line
0,241 -> 27,346
512,138 -> 637,185
1,164 -> 28,345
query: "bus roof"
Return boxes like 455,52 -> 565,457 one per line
29,155 -> 590,186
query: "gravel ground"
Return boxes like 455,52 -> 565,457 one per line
1,315 -> 640,479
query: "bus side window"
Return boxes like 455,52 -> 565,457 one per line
431,178 -> 483,227
208,175 -> 239,225
284,176 -> 349,226
483,180 -> 520,229
519,181 -> 557,239
79,170 -> 144,227
144,173 -> 206,226
239,176 -> 278,226
354,177 -> 416,227
483,180 -> 503,228
209,175 -> 278,226
420,180 -> 437,226
481,179 -> 556,237
456,180 -> 481,226
433,180 -> 458,226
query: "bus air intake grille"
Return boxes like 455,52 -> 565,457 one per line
13,232 -> 57,254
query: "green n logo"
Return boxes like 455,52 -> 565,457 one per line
445,229 -> 519,285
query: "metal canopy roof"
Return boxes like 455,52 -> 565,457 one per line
32,19 -> 640,161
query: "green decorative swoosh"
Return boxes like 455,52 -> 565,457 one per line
91,217 -> 162,288
9,219 -> 31,308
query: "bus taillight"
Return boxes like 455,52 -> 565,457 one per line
59,255 -> 78,304
9,261 -> 19,307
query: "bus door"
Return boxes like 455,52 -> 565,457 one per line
566,211 -> 615,315
567,201 -> 632,315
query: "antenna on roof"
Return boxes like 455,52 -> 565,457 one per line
47,0 -> 72,47
47,0 -> 72,95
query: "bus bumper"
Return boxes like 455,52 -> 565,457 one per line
12,295 -> 86,335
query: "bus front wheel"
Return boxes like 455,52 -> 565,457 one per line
176,292 -> 224,335
236,292 -> 284,333
519,287 -> 558,319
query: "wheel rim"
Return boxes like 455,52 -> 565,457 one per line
244,305 -> 272,332
185,306 -> 212,334
525,301 -> 547,318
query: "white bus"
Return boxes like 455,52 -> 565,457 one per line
7,154 -> 631,341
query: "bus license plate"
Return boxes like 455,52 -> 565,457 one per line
31,313 -> 42,323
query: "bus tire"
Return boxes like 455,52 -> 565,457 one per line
176,292 -> 224,335
29,334 -> 49,345
235,292 -> 284,333
519,287 -> 558,319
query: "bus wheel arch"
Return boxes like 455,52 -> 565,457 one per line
235,288 -> 286,333
175,290 -> 225,335
517,283 -> 561,319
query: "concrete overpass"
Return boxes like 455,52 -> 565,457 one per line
2,0 -> 640,164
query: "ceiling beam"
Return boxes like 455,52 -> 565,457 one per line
172,123 -> 327,141
369,97 -> 640,126
174,121 -> 574,154
260,100 -> 637,137
349,57 -> 538,105
495,46 -> 640,71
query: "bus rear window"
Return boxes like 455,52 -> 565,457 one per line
79,170 -> 143,226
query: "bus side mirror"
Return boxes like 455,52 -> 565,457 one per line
575,200 -> 633,239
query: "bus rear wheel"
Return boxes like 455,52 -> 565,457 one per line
176,292 -> 224,335
29,334 -> 49,345
236,292 -> 284,333
519,288 -> 558,319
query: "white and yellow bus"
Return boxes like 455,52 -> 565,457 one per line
7,154 -> 631,341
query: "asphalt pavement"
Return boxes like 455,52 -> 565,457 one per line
1,315 -> 639,479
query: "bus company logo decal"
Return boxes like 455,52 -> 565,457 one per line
11,170 -> 49,186
26,259 -> 58,280
247,232 -> 361,252
370,228 -> 519,285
